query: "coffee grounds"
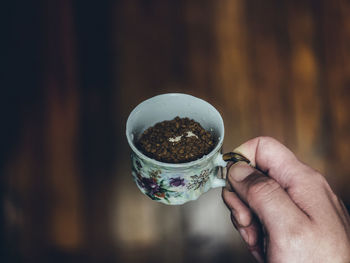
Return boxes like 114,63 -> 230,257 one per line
136,117 -> 216,163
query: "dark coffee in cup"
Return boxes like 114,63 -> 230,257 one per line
136,116 -> 216,163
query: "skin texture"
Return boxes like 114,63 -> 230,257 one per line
222,137 -> 350,263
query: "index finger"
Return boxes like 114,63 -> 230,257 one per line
233,136 -> 329,220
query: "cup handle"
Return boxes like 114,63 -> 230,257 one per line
210,152 -> 253,188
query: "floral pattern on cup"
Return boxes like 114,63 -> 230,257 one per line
131,152 -> 218,204
187,169 -> 210,190
126,93 -> 228,205
169,177 -> 185,187
132,157 -> 181,202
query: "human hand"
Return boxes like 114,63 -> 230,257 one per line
222,137 -> 350,263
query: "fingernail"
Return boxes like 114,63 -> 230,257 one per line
229,162 -> 254,182
251,250 -> 264,263
238,228 -> 249,244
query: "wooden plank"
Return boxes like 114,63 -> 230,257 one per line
323,0 -> 350,197
116,0 -> 189,120
287,1 -> 325,171
43,0 -> 83,250
211,0 -> 258,150
246,0 -> 293,145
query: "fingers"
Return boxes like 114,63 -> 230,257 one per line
223,188 -> 265,262
233,136 -> 310,189
227,162 -> 309,233
233,136 -> 333,220
224,137 -> 350,262
241,218 -> 265,263
222,188 -> 253,227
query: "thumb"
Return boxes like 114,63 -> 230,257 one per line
227,162 -> 309,234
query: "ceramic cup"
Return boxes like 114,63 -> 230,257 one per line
126,93 -> 250,205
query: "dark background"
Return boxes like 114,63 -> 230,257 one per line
3,0 -> 350,262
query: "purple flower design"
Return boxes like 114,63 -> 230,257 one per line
138,177 -> 161,195
134,168 -> 177,202
169,177 -> 185,187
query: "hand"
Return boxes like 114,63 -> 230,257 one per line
222,137 -> 350,263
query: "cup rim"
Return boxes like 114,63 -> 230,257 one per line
125,93 -> 225,168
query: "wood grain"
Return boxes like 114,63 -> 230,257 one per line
4,0 -> 350,262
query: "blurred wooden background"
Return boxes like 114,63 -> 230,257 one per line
3,0 -> 350,262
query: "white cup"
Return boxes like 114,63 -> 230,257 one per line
126,93 -> 249,205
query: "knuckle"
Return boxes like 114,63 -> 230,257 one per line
257,136 -> 280,148
238,208 -> 253,227
292,165 -> 326,187
306,169 -> 332,191
304,166 -> 324,181
313,171 -> 328,186
246,177 -> 281,206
